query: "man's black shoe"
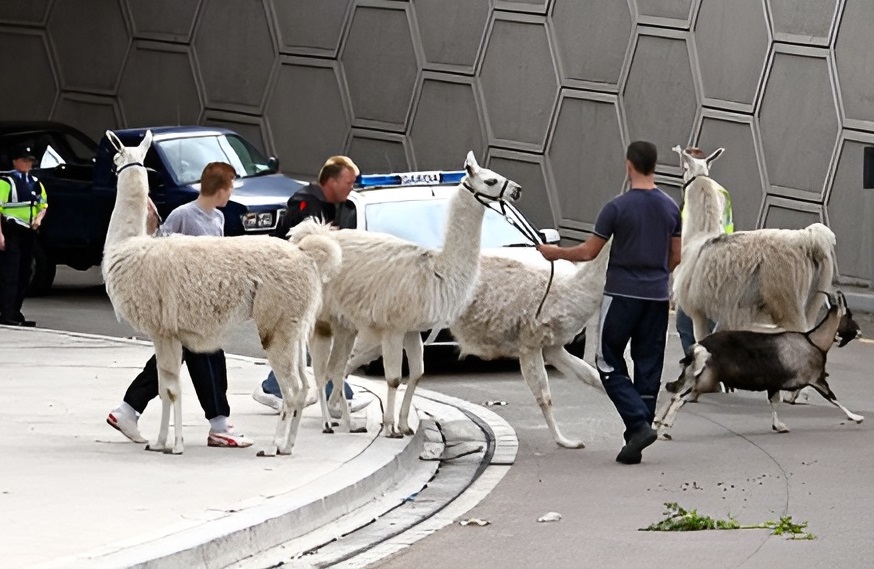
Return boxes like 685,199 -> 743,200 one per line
616,426 -> 657,465
13,314 -> 36,327
0,318 -> 23,326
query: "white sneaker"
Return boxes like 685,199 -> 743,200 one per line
106,410 -> 147,444
252,384 -> 282,412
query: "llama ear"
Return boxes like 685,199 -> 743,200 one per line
139,130 -> 153,155
464,150 -> 479,175
671,145 -> 683,157
706,147 -> 725,165
106,130 -> 123,152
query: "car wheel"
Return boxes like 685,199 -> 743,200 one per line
27,241 -> 56,296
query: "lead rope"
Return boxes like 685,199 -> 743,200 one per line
464,178 -> 555,319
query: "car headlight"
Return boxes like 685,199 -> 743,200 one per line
241,211 -> 275,230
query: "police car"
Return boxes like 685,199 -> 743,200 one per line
335,169 -> 586,366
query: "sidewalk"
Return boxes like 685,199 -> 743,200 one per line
0,327 -> 505,568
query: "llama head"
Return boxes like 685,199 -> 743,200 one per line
672,145 -> 725,182
107,129 -> 153,172
462,150 -> 522,203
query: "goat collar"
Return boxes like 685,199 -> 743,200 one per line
117,162 -> 145,174
682,175 -> 699,190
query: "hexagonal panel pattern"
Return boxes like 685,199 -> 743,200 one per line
623,32 -> 698,170
479,14 -> 558,151
341,3 -> 418,130
193,0 -> 275,112
0,29 -> 56,121
827,136 -> 874,281
265,58 -> 349,178
271,0 -> 351,57
759,48 -> 838,198
202,112 -> 269,155
410,75 -> 485,171
4,0 -> 51,24
346,131 -> 411,174
550,0 -> 632,90
48,0 -> 129,94
127,0 -> 201,42
488,150 -> 555,232
547,92 -> 626,229
635,0 -> 695,25
834,1 -> 874,128
769,0 -> 838,45
695,115 -> 765,231
695,0 -> 768,110
118,42 -> 201,128
761,196 -> 823,229
52,94 -> 122,141
495,0 -> 550,15
412,0 -> 489,72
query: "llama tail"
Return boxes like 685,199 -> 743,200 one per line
298,233 -> 342,283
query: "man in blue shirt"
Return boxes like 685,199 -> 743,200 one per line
538,141 -> 681,464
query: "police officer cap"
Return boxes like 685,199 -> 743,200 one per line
11,145 -> 37,161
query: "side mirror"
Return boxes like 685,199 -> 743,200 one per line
267,156 -> 280,173
145,167 -> 164,189
539,228 -> 561,244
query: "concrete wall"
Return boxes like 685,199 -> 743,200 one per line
1,0 -> 872,284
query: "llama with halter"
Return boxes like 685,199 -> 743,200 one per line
671,146 -> 836,345
101,131 -> 341,456
291,152 -> 522,438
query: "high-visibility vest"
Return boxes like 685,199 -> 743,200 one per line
0,173 -> 48,228
681,183 -> 734,234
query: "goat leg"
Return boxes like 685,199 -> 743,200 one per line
654,393 -> 690,440
807,381 -> 865,424
769,390 -> 790,433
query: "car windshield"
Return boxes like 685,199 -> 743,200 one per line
363,197 -> 534,249
156,134 -> 272,185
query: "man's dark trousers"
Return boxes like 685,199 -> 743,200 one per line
0,221 -> 35,320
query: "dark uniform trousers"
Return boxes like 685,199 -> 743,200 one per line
0,219 -> 35,321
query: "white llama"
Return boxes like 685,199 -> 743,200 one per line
449,243 -> 612,448
672,146 -> 836,344
293,152 -> 521,438
101,131 -> 341,456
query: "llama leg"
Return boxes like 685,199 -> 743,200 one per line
398,331 -> 424,435
690,312 -> 710,344
310,329 -> 334,433
260,336 -> 302,456
521,348 -> 585,449
381,333 -> 405,438
769,390 -> 790,433
147,337 -> 184,454
326,326 -> 360,433
345,328 -> 382,374
543,345 -> 604,392
807,380 -> 865,424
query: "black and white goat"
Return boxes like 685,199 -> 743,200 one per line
655,291 -> 864,438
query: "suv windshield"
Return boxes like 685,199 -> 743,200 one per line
156,134 -> 272,184
364,198 -> 532,249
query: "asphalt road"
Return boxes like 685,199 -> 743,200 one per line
24,266 -> 874,569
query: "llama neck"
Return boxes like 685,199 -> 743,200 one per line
683,177 -> 725,241
434,186 -> 487,273
105,169 -> 149,249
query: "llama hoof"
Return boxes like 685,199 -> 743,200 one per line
351,426 -> 368,434
257,448 -> 278,457
772,423 -> 790,433
400,426 -> 414,437
164,446 -> 183,455
145,442 -> 165,452
658,432 -> 673,441
557,439 -> 586,449
276,447 -> 293,456
322,425 -> 335,434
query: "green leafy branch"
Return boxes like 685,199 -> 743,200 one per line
641,502 -> 815,540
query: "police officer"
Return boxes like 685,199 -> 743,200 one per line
0,145 -> 48,327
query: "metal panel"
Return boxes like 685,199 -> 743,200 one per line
695,112 -> 767,231
623,30 -> 699,173
834,1 -> 874,130
52,94 -> 122,141
346,130 -> 412,175
487,149 -> 555,231
409,74 -> 485,171
550,0 -> 633,92
270,0 -> 352,57
826,133 -> 874,282
118,41 -> 202,129
202,112 -> 269,156
264,57 -> 350,180
494,0 -> 550,15
126,0 -> 201,42
546,91 -> 626,229
695,0 -> 769,111
47,0 -> 130,94
761,195 -> 823,228
758,46 -> 839,201
3,0 -> 52,25
0,29 -> 57,121
478,13 -> 559,151
341,2 -> 420,131
192,0 -> 276,112
768,0 -> 840,45
635,0 -> 696,28
412,0 -> 490,73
